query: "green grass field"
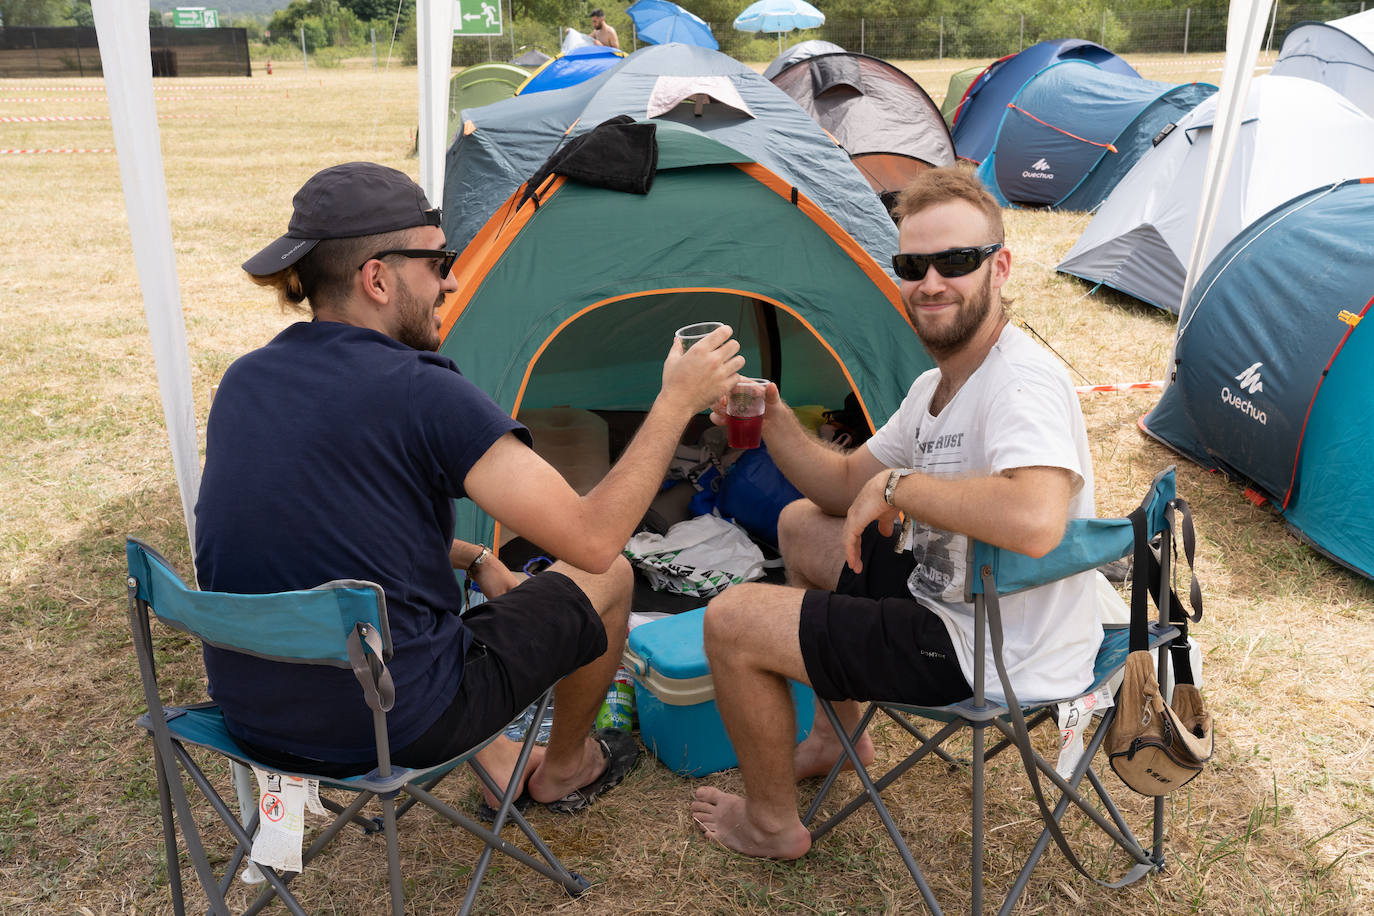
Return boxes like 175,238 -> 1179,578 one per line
1,51 -> 1371,914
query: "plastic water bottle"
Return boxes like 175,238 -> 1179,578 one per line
503,697 -> 554,743
595,665 -> 636,731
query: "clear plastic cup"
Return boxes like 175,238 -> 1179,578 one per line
674,321 -> 725,352
726,377 -> 768,449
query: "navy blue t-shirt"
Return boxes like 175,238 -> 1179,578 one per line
194,321 -> 528,763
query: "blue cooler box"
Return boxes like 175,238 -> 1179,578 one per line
624,607 -> 814,777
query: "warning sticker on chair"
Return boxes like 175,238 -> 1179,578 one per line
1055,684 -> 1114,779
250,767 -> 326,873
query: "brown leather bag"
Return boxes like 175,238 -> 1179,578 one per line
1106,498 -> 1213,797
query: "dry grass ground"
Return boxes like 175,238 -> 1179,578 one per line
2,50 -> 1370,914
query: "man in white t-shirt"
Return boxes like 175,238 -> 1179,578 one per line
691,166 -> 1101,860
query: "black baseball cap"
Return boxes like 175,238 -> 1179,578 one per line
242,161 -> 442,276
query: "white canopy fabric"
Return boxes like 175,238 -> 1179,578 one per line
92,0 -> 201,555
1058,75 -> 1374,314
416,0 -> 456,205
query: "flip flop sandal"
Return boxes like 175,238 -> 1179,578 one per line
475,789 -> 533,825
545,728 -> 640,815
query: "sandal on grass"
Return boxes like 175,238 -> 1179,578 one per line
475,789 -> 533,825
544,728 -> 640,815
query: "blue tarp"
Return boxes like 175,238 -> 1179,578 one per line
520,44 -> 626,94
951,38 -> 1138,164
975,61 -> 1215,209
1142,178 -> 1374,580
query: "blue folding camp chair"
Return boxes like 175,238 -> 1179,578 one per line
125,538 -> 590,916
802,467 -> 1202,914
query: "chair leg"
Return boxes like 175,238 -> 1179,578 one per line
810,698 -> 945,915
971,721 -> 985,916
153,749 -> 187,916
380,794 -> 405,916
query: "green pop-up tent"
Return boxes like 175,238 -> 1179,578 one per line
437,120 -> 933,548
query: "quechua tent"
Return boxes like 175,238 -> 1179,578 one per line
974,61 -> 1214,210
768,51 -> 955,197
951,38 -> 1138,164
437,120 -> 931,549
1142,178 -> 1374,579
1272,8 -> 1374,116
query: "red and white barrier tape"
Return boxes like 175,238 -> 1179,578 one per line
1,95 -> 268,102
0,147 -> 113,154
1074,381 -> 1164,394
0,114 -> 208,122
5,83 -> 277,91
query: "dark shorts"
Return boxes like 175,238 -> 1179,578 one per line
394,570 -> 606,767
799,522 -> 972,706
238,570 -> 605,776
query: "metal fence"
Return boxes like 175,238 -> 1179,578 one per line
0,27 -> 252,78
707,1 -> 1371,62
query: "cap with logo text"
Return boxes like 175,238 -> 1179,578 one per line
242,161 -> 442,277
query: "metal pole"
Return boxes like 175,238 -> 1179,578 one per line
860,18 -> 864,56
300,24 -> 307,73
939,16 -> 943,61
1101,10 -> 1107,46
510,0 -> 516,58
488,34 -> 493,60
1019,14 -> 1024,51
372,27 -> 377,69
1265,0 -> 1279,51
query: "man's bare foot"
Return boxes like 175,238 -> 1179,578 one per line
793,729 -> 876,780
473,736 -> 546,808
690,786 -> 811,859
527,735 -> 607,804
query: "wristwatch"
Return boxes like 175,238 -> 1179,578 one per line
884,467 -> 916,506
468,545 -> 491,571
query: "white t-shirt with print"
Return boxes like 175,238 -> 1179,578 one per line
866,323 -> 1103,704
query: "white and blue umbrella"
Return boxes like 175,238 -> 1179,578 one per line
734,0 -> 825,51
627,0 -> 719,50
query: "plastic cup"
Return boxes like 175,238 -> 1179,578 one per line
675,321 -> 724,352
726,377 -> 768,449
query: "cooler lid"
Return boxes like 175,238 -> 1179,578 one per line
625,606 -> 709,679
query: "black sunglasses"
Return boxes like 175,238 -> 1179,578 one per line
891,243 -> 1002,281
358,248 -> 457,279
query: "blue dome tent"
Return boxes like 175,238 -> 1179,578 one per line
951,38 -> 1138,164
974,61 -> 1215,210
1142,178 -> 1374,579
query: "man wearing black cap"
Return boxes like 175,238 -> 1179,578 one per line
195,162 -> 743,814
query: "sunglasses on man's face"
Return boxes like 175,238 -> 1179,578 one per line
358,248 -> 458,279
890,243 -> 1002,281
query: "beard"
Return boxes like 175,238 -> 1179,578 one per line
906,268 -> 994,357
392,277 -> 443,352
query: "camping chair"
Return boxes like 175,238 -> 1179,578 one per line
802,466 -> 1201,914
125,538 -> 589,916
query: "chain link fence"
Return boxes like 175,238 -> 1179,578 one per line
706,1 -> 1370,63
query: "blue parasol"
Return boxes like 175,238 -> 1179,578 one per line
627,0 -> 719,49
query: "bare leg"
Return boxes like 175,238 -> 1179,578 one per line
776,500 -> 875,778
472,738 -> 546,807
689,582 -> 812,859
527,556 -> 632,804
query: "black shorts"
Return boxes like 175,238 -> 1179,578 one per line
239,571 -> 606,776
799,522 -> 972,706
394,570 -> 607,767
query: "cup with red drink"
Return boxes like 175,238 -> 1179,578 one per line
725,377 -> 768,449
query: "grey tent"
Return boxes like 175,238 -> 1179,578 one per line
443,42 -> 897,269
511,47 -> 554,68
768,51 -> 955,197
762,39 -> 845,79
